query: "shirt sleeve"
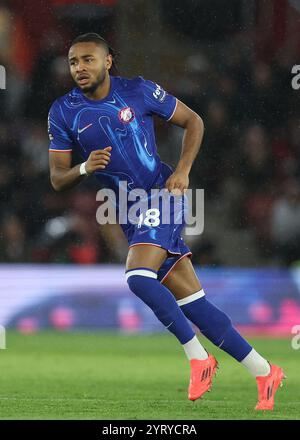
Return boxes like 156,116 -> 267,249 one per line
139,77 -> 177,121
48,101 -> 74,152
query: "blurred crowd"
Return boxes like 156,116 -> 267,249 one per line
172,34 -> 300,267
1,0 -> 300,267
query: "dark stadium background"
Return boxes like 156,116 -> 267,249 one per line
0,0 -> 300,340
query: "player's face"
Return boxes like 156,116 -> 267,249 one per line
68,42 -> 112,93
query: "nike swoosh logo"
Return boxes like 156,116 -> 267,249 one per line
78,123 -> 93,134
165,321 -> 174,329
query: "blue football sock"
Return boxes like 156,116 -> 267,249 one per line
178,290 -> 252,362
126,267 -> 195,344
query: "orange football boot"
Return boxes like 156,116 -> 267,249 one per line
255,364 -> 286,410
188,354 -> 218,401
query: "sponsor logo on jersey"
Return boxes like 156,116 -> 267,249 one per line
118,107 -> 135,123
152,83 -> 167,103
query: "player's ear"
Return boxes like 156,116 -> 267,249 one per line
106,54 -> 113,71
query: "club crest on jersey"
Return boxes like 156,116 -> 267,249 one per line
118,107 -> 135,123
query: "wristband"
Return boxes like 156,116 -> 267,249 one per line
79,162 -> 89,176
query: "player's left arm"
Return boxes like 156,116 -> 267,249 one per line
165,100 -> 204,194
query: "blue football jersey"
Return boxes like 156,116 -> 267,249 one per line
48,75 -> 193,272
48,75 -> 178,198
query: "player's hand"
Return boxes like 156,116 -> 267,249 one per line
85,146 -> 112,174
164,170 -> 189,195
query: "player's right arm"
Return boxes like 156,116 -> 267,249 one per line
48,102 -> 111,191
49,148 -> 112,191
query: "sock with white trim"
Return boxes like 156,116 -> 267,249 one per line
126,267 -> 208,359
178,289 -> 254,362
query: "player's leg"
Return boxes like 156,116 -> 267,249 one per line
126,244 -> 208,360
126,244 -> 167,272
163,255 -> 285,409
162,256 -> 260,367
126,244 -> 218,400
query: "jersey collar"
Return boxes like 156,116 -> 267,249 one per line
77,75 -> 116,104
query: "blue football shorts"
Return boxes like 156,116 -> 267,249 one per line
121,188 -> 192,283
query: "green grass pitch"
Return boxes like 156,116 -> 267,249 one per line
0,331 -> 299,420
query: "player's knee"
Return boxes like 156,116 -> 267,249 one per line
126,268 -> 155,285
126,271 -> 150,296
126,268 -> 182,327
126,268 -> 159,310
